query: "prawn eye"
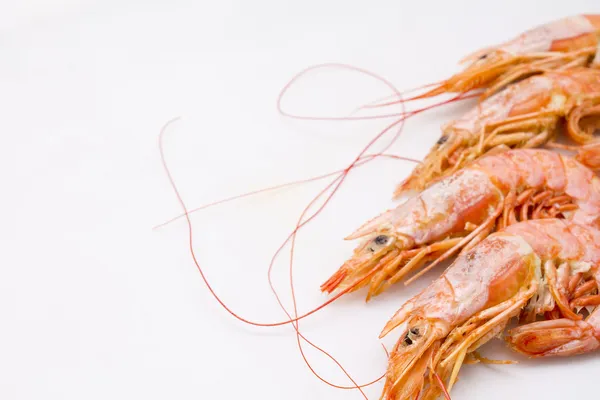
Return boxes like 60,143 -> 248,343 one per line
478,53 -> 488,60
437,135 -> 448,145
367,234 -> 391,253
374,235 -> 389,246
403,327 -> 421,346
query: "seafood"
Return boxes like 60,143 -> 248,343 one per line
414,14 -> 600,101
321,149 -> 600,300
378,218 -> 600,400
396,67 -> 600,196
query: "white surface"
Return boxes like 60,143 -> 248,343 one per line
2,1 -> 599,399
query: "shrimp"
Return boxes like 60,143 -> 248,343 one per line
321,149 -> 600,300
413,14 -> 600,102
395,67 -> 600,197
378,219 -> 600,400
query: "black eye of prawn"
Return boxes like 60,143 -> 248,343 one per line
478,53 -> 488,60
403,328 -> 421,346
436,135 -> 448,145
374,235 -> 389,246
368,235 -> 390,253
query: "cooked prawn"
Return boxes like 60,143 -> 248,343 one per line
378,218 -> 600,400
411,14 -> 600,102
395,67 -> 600,196
321,149 -> 600,300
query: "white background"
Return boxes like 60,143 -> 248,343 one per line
2,1 -> 599,399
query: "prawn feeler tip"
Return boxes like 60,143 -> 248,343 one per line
378,329 -> 392,339
344,232 -> 361,240
379,321 -> 400,339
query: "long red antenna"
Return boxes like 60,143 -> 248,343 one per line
158,118 -> 380,327
159,63 -> 476,396
433,371 -> 452,400
277,63 -> 459,122
159,118 -> 405,396
153,153 -> 419,230
157,91 -> 471,392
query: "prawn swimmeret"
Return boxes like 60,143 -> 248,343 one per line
396,67 -> 600,196
412,14 -> 600,102
321,149 -> 600,300
379,218 -> 600,400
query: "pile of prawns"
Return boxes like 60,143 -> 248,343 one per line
318,14 -> 600,400
160,14 -> 600,400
